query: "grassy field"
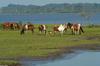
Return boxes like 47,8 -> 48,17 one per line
0,24 -> 100,65
0,24 -> 100,58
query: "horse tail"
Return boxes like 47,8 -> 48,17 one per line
80,26 -> 84,33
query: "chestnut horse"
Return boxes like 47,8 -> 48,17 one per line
38,24 -> 47,35
20,24 -> 35,35
2,22 -> 20,30
67,22 -> 84,35
53,24 -> 67,35
2,22 -> 10,30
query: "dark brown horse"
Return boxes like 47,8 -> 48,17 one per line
20,24 -> 35,35
2,22 -> 20,30
67,22 -> 84,35
38,25 -> 47,35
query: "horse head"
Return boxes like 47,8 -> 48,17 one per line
67,22 -> 73,29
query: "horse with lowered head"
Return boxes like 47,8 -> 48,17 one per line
38,24 -> 47,35
53,24 -> 67,35
2,22 -> 20,30
20,23 -> 35,35
67,22 -> 84,35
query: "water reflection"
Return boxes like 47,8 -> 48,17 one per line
20,51 -> 100,66
20,50 -> 83,66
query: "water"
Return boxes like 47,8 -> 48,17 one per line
0,13 -> 100,24
20,51 -> 100,66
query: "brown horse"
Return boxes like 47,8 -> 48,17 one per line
20,24 -> 35,35
2,22 -> 10,30
2,22 -> 20,30
67,22 -> 84,35
53,25 -> 59,32
38,24 -> 47,35
10,22 -> 21,30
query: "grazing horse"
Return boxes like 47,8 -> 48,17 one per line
38,24 -> 47,35
10,22 -> 21,30
53,24 -> 67,35
2,22 -> 20,30
20,24 -> 35,35
67,22 -> 84,35
2,22 -> 11,30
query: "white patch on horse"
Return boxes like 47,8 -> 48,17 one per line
25,24 -> 28,30
57,24 -> 66,35
58,24 -> 65,31
43,25 -> 46,30
78,24 -> 81,34
78,24 -> 81,29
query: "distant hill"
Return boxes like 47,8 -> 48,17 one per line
0,3 -> 100,14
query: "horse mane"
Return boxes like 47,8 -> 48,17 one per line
67,22 -> 73,28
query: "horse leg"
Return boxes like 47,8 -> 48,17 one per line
39,30 -> 42,34
76,30 -> 79,35
44,30 -> 47,35
74,30 -> 77,35
54,31 -> 56,35
20,28 -> 25,35
79,29 -> 81,35
60,31 -> 63,36
31,29 -> 34,34
71,29 -> 74,35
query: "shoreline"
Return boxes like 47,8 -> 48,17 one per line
0,43 -> 100,61
0,43 -> 100,66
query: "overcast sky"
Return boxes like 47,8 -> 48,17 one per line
0,0 -> 100,7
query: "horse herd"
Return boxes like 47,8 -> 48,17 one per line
2,22 -> 84,35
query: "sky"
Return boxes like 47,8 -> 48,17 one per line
0,0 -> 100,7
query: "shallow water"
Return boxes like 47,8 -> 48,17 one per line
20,51 -> 100,66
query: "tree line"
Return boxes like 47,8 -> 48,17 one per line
0,3 -> 100,14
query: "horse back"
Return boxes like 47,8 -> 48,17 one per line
53,26 -> 59,31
